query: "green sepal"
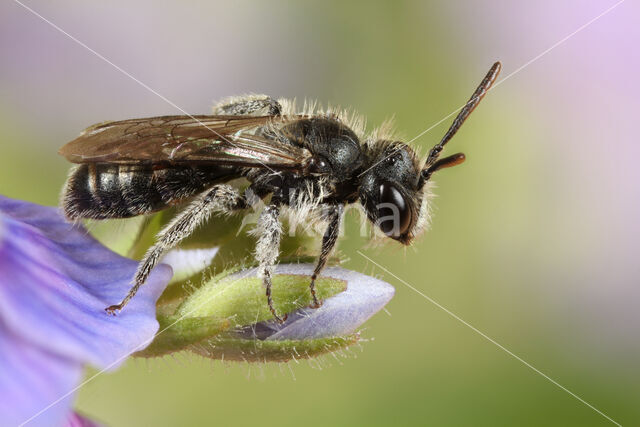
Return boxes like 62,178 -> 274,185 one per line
135,315 -> 231,358
189,333 -> 360,362
140,270 -> 348,359
176,273 -> 347,326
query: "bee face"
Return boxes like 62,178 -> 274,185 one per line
359,142 -> 423,244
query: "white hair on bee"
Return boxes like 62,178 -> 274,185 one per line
413,180 -> 435,239
276,97 -> 297,117
277,98 -> 369,141
281,177 -> 330,236
232,96 -> 405,153
366,116 -> 399,144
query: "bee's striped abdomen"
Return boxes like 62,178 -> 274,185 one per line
62,163 -> 236,220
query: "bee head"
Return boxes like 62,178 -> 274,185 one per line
359,142 -> 425,245
359,140 -> 467,245
358,62 -> 501,244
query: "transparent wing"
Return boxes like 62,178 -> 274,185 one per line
59,115 -> 311,170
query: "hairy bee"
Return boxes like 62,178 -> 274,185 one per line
59,62 -> 501,322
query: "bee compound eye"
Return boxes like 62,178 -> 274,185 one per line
377,183 -> 412,237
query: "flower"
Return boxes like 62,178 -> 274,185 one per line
0,194 -> 396,423
0,196 -> 172,426
230,264 -> 396,340
65,412 -> 103,427
139,263 -> 395,362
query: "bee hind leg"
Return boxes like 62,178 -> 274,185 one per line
105,184 -> 245,315
309,204 -> 344,309
212,95 -> 281,116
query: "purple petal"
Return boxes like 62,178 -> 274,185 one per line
233,264 -> 395,340
0,322 -> 81,427
65,411 -> 104,427
0,195 -> 173,369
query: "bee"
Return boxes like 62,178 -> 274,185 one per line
59,62 -> 501,322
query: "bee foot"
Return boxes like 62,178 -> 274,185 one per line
309,298 -> 323,309
105,304 -> 122,316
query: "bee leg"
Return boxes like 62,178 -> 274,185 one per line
255,204 -> 287,323
309,204 -> 344,309
212,95 -> 282,116
105,184 -> 244,315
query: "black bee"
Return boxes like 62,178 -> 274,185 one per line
59,62 -> 501,322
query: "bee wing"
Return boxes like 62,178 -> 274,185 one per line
59,114 -> 311,170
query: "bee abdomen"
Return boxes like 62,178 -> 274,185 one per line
62,164 -> 156,219
62,164 -> 236,220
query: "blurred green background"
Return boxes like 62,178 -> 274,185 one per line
1,1 -> 638,425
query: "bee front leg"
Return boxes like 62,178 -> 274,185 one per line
254,204 -> 286,323
105,184 -> 244,315
309,204 -> 344,308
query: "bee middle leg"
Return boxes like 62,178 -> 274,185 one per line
105,184 -> 246,314
254,204 -> 286,323
309,204 -> 344,308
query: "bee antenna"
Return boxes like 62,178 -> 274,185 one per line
421,152 -> 466,184
423,61 -> 501,173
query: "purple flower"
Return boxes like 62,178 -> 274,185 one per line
179,263 -> 395,362
0,196 -> 172,426
65,412 -> 103,427
233,264 -> 395,340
